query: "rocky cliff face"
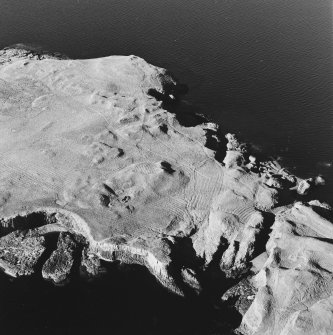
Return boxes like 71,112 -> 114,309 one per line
0,46 -> 331,334
239,202 -> 333,335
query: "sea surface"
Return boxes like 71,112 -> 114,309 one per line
0,262 -> 233,335
0,0 -> 332,333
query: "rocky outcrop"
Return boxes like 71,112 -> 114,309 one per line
80,245 -> 101,277
92,236 -> 184,295
223,133 -> 247,169
296,179 -> 312,195
42,233 -> 77,284
239,202 -> 333,335
0,46 -> 331,334
222,278 -> 257,316
0,229 -> 45,277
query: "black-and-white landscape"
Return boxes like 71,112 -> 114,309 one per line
0,1 -> 332,334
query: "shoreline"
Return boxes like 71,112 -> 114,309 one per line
0,46 -> 332,335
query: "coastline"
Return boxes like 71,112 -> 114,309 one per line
0,46 -> 332,334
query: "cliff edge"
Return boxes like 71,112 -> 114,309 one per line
0,46 -> 332,334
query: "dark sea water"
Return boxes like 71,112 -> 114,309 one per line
0,0 -> 332,333
0,262 -> 232,335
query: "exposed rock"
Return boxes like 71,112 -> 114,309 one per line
265,175 -> 285,189
0,229 -> 45,277
192,175 -> 277,269
222,278 -> 257,316
297,179 -> 312,195
249,155 -> 256,164
314,175 -> 326,186
308,199 -> 331,210
225,133 -> 247,152
223,133 -> 247,169
181,267 -> 201,293
239,202 -> 333,335
224,150 -> 246,169
80,246 -> 101,277
42,233 -> 77,284
220,239 -> 238,271
250,252 -> 268,274
0,44 -> 68,66
0,46 -> 332,334
218,211 -> 265,278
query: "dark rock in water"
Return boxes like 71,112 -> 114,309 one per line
222,278 -> 257,316
223,133 -> 247,169
0,229 -> 45,277
181,267 -> 201,293
297,178 -> 312,195
223,150 -> 245,169
42,233 -> 77,284
80,246 -> 101,277
315,175 -> 326,186
225,133 -> 246,152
